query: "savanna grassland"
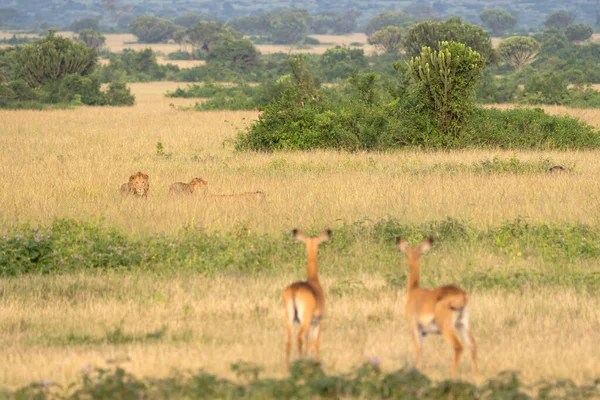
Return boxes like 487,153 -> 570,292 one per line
1,82 -> 600,394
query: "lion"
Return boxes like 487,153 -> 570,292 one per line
210,190 -> 266,200
120,172 -> 149,197
169,177 -> 209,195
546,165 -> 570,174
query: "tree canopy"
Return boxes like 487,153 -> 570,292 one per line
368,26 -> 403,54
404,17 -> 497,65
544,10 -> 574,31
479,8 -> 517,35
564,24 -> 593,42
365,11 -> 414,35
128,15 -> 178,43
497,36 -> 541,70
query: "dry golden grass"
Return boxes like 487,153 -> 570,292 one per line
98,57 -> 206,68
1,82 -> 600,389
1,82 -> 600,236
0,270 -> 599,389
98,32 -> 374,55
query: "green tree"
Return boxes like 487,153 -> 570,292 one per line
311,11 -> 359,34
76,29 -> 106,50
368,26 -> 403,54
479,8 -> 517,35
68,16 -> 102,33
404,17 -> 497,65
128,15 -> 177,43
522,71 -> 568,105
185,21 -> 241,53
544,10 -> 574,31
15,30 -> 97,88
403,4 -> 439,20
172,12 -> 219,28
564,24 -> 593,42
206,37 -> 259,73
409,41 -> 485,135
271,10 -> 310,44
319,46 -> 367,81
497,36 -> 541,70
365,11 -> 414,35
227,14 -> 272,36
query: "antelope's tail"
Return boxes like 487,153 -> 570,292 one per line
448,293 -> 468,311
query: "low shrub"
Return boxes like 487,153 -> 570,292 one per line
2,218 -> 600,289
166,81 -> 285,111
9,362 -> 599,399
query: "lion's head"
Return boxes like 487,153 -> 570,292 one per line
129,172 -> 149,196
189,177 -> 208,193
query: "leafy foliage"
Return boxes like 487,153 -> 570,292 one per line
564,24 -> 593,43
319,46 -> 368,81
409,41 -> 485,136
544,10 -> 575,30
403,17 -> 497,65
365,11 -> 414,35
13,30 -> 96,88
0,32 -> 134,108
479,8 -> 517,35
67,16 -> 101,33
75,29 -> 106,51
128,15 -> 178,43
310,10 -> 359,34
98,48 -> 177,82
227,9 -> 311,44
368,26 -> 403,54
171,11 -> 220,27
3,218 -> 600,295
9,362 -> 600,399
498,36 -> 541,70
235,51 -> 599,151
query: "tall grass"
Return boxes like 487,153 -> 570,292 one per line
2,84 -> 600,235
1,82 -> 599,390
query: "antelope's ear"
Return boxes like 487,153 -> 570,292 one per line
317,229 -> 331,243
420,238 -> 433,253
397,238 -> 409,253
292,229 -> 307,242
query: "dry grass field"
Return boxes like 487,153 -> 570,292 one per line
1,82 -> 600,390
99,32 -> 373,55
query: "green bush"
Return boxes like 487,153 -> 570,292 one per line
3,217 -> 600,288
409,41 -> 485,136
319,46 -> 368,81
0,33 -> 135,107
466,107 -> 600,149
14,362 -> 600,399
106,81 -> 135,106
2,362 -> 582,399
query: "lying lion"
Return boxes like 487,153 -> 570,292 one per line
169,177 -> 209,195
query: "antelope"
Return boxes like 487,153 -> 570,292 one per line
397,238 -> 477,377
283,229 -> 331,370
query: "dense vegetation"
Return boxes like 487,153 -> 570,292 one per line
233,52 -> 599,152
0,31 -> 134,108
3,216 -> 600,291
0,0 -> 598,32
6,361 -> 600,399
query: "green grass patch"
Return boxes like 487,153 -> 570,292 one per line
1,218 -> 599,293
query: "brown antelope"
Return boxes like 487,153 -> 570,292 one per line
397,238 -> 477,377
283,229 -> 331,369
